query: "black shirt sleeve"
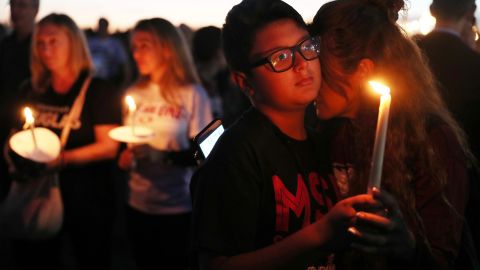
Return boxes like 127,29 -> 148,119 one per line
191,135 -> 262,257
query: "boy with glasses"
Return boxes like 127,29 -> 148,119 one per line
190,0 -> 379,269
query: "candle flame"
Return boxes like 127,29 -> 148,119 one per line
369,81 -> 391,96
125,95 -> 136,112
24,107 -> 35,125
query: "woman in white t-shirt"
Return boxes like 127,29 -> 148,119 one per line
118,18 -> 212,270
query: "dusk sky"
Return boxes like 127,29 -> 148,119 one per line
1,0 -> 479,34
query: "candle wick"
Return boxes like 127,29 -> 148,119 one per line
131,110 -> 137,137
30,124 -> 38,150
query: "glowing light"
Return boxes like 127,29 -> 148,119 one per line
125,95 -> 137,136
23,107 -> 38,149
369,81 -> 391,96
399,11 -> 436,36
367,80 -> 391,191
419,12 -> 436,35
24,107 -> 34,126
125,95 -> 136,112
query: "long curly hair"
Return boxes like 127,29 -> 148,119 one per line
310,0 -> 474,263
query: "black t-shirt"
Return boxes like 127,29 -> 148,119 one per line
191,108 -> 340,269
16,72 -> 122,208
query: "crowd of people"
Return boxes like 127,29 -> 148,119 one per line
0,0 -> 479,269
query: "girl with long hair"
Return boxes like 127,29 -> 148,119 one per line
310,0 -> 476,268
117,18 -> 213,270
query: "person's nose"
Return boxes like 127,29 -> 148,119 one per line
132,49 -> 141,63
39,43 -> 51,56
37,42 -> 46,53
292,50 -> 308,71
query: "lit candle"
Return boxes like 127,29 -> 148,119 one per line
125,95 -> 137,136
367,81 -> 391,192
23,107 -> 38,150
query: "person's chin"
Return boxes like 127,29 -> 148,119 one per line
300,89 -> 319,104
137,68 -> 150,76
44,63 -> 59,72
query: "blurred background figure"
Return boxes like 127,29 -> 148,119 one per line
178,23 -> 194,47
9,13 -> 121,270
0,3 -> 39,267
461,17 -> 480,52
88,17 -> 131,89
191,26 -> 249,126
192,26 -> 225,118
117,18 -> 212,270
0,0 -> 39,199
416,0 -> 480,160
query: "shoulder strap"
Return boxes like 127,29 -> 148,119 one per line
59,76 -> 92,148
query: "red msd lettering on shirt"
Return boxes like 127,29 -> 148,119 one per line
137,104 -> 187,122
273,175 -> 311,231
273,172 -> 338,233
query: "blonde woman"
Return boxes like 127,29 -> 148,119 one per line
12,13 -> 120,270
118,18 -> 212,270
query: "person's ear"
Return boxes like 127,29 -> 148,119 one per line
357,58 -> 375,78
232,71 -> 255,97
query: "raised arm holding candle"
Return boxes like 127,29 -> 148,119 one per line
311,0 -> 474,268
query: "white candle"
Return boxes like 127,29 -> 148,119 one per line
125,95 -> 137,136
9,127 -> 61,163
23,107 -> 38,149
367,81 -> 391,192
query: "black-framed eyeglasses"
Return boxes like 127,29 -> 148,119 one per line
249,36 -> 321,73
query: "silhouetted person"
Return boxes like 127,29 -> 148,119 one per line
0,0 -> 39,200
192,26 -> 250,126
417,0 -> 480,265
417,0 -> 480,159
88,17 -> 131,88
179,23 -> 194,47
460,17 -> 479,51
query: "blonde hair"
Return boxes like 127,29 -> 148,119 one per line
132,18 -> 200,106
31,13 -> 93,92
